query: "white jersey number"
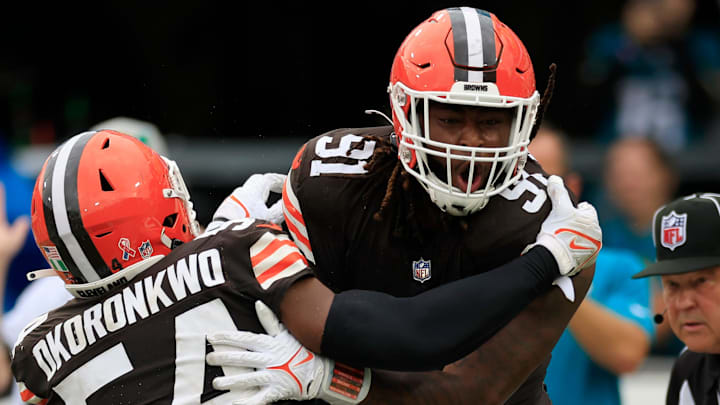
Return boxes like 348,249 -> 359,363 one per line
499,171 -> 548,214
310,134 -> 376,176
50,299 -> 251,404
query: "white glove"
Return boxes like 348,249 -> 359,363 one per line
528,175 -> 602,277
209,173 -> 286,227
207,301 -> 370,405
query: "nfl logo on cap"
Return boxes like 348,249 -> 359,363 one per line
660,211 -> 687,251
633,193 -> 720,279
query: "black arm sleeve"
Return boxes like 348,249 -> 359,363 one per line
321,246 -> 559,371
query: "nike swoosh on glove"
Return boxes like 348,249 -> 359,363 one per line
528,175 -> 602,277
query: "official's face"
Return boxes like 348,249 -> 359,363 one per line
662,266 -> 720,353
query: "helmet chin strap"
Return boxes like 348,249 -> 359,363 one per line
160,228 -> 185,249
26,269 -> 57,281
64,256 -> 165,299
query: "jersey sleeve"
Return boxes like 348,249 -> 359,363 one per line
282,129 -> 387,291
282,140 -> 317,265
16,382 -> 47,405
10,312 -> 53,403
215,219 -> 313,316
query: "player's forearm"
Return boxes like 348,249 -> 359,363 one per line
362,369 -> 493,405
440,264 -> 595,403
321,247 -> 558,371
360,265 -> 594,405
568,298 -> 650,374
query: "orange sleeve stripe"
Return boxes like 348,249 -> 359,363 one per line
333,368 -> 364,384
291,144 -> 307,170
20,388 -> 46,403
251,238 -> 299,266
256,223 -> 282,231
329,384 -> 359,399
230,195 -> 250,217
282,180 -> 306,226
335,362 -> 364,377
255,251 -> 308,284
20,389 -> 35,401
283,212 -> 312,251
331,376 -> 362,391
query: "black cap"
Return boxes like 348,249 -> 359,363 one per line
633,193 -> 720,278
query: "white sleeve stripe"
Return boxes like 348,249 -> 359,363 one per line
252,244 -> 304,274
282,203 -> 309,240
250,232 -> 290,253
18,381 -> 47,404
50,134 -> 99,282
282,204 -> 313,257
283,172 -> 315,263
286,226 -> 315,265
282,174 -> 309,239
250,232 -> 308,289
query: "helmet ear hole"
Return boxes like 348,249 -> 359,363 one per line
102,138 -> 110,149
163,213 -> 178,227
99,170 -> 114,191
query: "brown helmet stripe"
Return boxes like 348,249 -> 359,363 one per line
64,132 -> 112,279
478,9 -> 497,83
447,7 -> 497,83
42,132 -> 109,283
41,144 -> 80,280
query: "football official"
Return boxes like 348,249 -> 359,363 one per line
633,193 -> 720,405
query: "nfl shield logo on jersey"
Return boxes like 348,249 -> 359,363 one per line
661,211 -> 687,251
412,258 -> 431,283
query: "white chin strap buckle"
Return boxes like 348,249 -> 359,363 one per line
160,228 -> 173,249
26,269 -> 57,281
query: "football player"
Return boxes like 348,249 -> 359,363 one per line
211,7 -> 600,404
11,130 -> 599,404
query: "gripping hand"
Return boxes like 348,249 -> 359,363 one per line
530,175 -> 602,276
210,173 -> 286,226
207,301 -> 370,405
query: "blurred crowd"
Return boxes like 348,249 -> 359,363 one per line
0,0 -> 718,404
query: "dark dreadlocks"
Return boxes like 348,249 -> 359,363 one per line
529,63 -> 557,142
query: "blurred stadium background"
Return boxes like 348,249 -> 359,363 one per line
3,1 -> 719,222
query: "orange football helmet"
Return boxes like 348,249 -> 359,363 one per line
389,7 -> 540,215
30,130 -> 200,290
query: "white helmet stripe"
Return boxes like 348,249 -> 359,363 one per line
449,7 -> 497,84
50,132 -> 101,283
461,7 -> 484,83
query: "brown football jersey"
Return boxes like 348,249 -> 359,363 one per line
12,219 -> 311,405
284,126 -> 555,294
283,126 -> 559,404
